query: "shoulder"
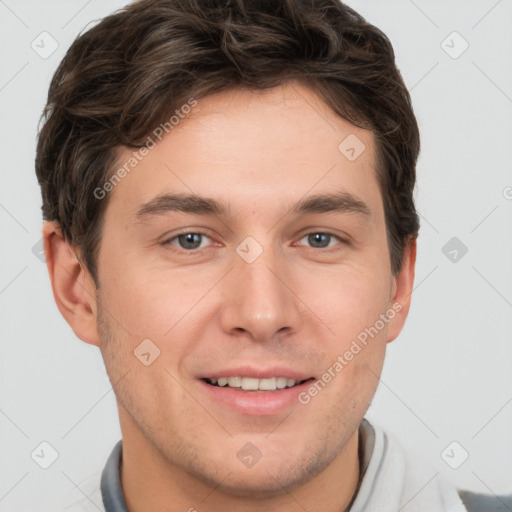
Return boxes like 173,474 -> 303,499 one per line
458,490 -> 512,512
364,421 -> 512,512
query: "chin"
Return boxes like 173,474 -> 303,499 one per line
191,448 -> 329,499
206,467 -> 307,499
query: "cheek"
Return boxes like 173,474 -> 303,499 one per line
100,262 -> 207,339
300,265 -> 392,341
298,266 -> 391,399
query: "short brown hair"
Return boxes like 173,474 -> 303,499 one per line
35,0 -> 420,285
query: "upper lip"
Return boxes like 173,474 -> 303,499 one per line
199,366 -> 314,381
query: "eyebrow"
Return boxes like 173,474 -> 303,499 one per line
291,192 -> 371,217
135,194 -> 227,220
134,191 -> 371,221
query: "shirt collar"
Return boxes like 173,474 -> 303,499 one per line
101,440 -> 129,512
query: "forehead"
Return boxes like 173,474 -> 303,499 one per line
108,81 -> 381,220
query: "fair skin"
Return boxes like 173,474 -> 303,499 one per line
44,82 -> 415,512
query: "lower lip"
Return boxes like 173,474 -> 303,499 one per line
198,379 -> 314,416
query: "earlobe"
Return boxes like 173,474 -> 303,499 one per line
42,221 -> 100,347
386,237 -> 417,344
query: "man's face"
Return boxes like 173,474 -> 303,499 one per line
93,82 -> 407,495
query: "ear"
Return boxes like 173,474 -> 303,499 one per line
386,237 -> 417,344
42,221 -> 100,346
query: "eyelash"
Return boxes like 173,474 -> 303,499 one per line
162,230 -> 347,253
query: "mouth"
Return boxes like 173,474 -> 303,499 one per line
198,367 -> 316,415
203,376 -> 313,392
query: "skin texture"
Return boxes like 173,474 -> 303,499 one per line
43,81 -> 416,512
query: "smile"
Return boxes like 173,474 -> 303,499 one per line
204,376 -> 310,391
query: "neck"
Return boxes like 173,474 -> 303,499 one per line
119,409 -> 361,512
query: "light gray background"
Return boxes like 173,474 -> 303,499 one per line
1,1 -> 511,510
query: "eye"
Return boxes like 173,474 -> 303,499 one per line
165,232 -> 212,251
297,232 -> 343,249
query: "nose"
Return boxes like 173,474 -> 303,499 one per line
219,244 -> 303,343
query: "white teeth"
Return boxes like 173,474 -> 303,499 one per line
227,376 -> 242,388
208,376 -> 303,391
241,377 -> 259,390
276,377 -> 287,389
258,377 -> 276,391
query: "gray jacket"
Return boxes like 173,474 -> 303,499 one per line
458,490 -> 512,512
